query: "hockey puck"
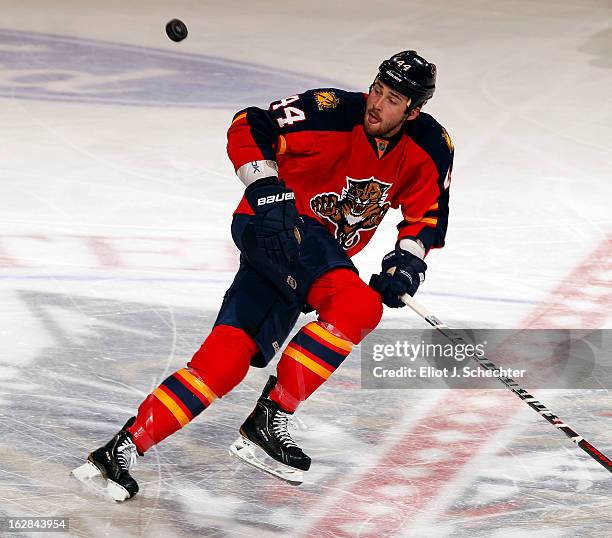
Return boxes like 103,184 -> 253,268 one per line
166,19 -> 188,42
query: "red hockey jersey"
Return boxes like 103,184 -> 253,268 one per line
227,88 -> 453,258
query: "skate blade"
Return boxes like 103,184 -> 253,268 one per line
229,436 -> 304,485
70,461 -> 131,502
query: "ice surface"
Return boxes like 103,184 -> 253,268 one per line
1,0 -> 612,536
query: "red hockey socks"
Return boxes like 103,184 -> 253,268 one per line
270,321 -> 353,412
270,268 -> 383,412
127,325 -> 257,453
305,268 -> 383,344
127,367 -> 218,453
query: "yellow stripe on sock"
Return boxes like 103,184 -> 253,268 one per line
284,345 -> 332,380
176,368 -> 217,404
305,322 -> 353,352
153,388 -> 190,427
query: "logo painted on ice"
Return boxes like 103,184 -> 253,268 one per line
0,29 -> 344,108
310,177 -> 391,249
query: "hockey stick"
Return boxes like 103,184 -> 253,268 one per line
400,293 -> 612,473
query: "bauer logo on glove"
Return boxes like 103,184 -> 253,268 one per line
257,192 -> 295,206
243,176 -> 304,264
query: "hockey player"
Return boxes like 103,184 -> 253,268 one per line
72,50 -> 454,500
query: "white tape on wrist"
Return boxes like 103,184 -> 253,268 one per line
237,160 -> 279,186
398,238 -> 425,260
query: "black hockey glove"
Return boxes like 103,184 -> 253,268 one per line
244,177 -> 303,264
369,247 -> 427,308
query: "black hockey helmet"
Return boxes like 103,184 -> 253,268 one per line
375,50 -> 436,110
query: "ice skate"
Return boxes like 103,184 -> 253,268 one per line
71,417 -> 140,502
229,376 -> 311,485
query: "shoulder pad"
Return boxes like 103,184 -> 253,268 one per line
273,89 -> 365,133
405,112 -> 453,169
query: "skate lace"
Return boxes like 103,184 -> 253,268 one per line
272,410 -> 298,448
116,437 -> 137,472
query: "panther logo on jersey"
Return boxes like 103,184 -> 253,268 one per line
310,177 -> 391,249
313,90 -> 340,111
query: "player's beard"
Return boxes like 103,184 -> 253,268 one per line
364,108 -> 407,138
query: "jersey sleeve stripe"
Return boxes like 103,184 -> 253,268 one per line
277,134 -> 287,155
230,112 -> 247,126
401,215 -> 438,225
396,115 -> 454,252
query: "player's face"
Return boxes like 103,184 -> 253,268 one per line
365,80 -> 413,138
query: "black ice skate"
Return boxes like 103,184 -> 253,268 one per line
229,376 -> 311,485
71,417 -> 140,502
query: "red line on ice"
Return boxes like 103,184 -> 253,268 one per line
304,234 -> 612,536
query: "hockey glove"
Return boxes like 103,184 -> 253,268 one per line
244,177 -> 303,264
369,247 -> 427,308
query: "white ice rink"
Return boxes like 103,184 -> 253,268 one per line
1,0 -> 612,536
